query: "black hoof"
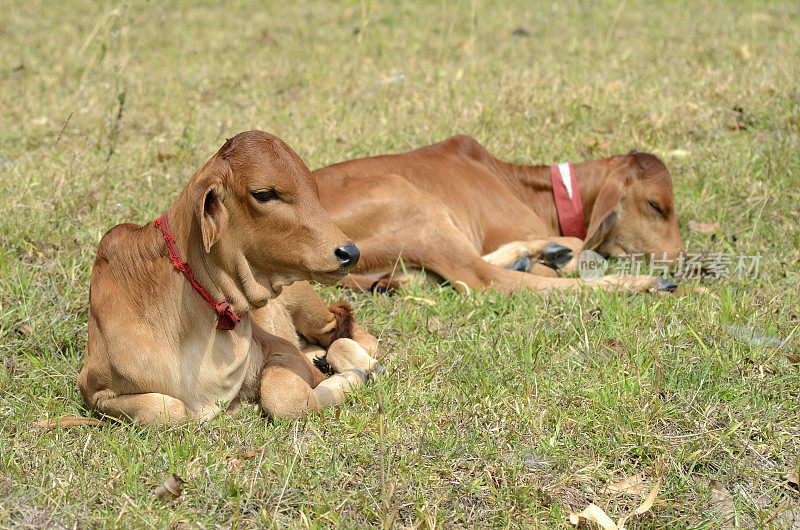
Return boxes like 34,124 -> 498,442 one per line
656,279 -> 678,292
313,355 -> 334,375
543,243 -> 573,269
506,254 -> 531,272
370,279 -> 399,295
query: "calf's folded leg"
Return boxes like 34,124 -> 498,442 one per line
91,391 -> 222,425
260,365 -> 367,420
481,237 -> 584,273
258,330 -> 376,420
324,337 -> 380,373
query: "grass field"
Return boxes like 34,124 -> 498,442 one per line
1,0 -> 800,527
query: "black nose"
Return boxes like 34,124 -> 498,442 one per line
334,243 -> 360,269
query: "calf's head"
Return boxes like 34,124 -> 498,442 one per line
584,151 -> 686,262
187,130 -> 358,298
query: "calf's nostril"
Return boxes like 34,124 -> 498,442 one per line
334,243 -> 360,269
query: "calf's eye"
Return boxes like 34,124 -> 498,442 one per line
252,189 -> 280,203
648,201 -> 663,216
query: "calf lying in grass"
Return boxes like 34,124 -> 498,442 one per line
78,131 -> 381,424
313,135 -> 685,294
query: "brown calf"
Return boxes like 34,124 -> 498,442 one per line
78,131 -> 381,424
313,135 -> 686,294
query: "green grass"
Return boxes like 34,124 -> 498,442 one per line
1,0 -> 799,527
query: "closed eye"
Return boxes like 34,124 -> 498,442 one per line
252,189 -> 280,203
648,201 -> 664,216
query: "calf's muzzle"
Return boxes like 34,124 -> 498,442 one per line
334,243 -> 360,270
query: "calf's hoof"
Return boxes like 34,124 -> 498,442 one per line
314,355 -> 334,375
543,243 -> 573,269
655,279 -> 678,292
370,279 -> 400,295
506,254 -> 531,272
371,364 -> 387,379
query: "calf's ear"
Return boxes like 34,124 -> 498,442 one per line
584,156 -> 640,250
194,157 -> 231,253
584,181 -> 622,250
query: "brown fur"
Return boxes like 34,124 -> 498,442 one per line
313,135 -> 686,294
312,301 -> 356,375
329,301 -> 355,341
78,130 -> 382,424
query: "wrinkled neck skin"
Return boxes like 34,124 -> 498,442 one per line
502,159 -> 613,236
163,194 -> 277,318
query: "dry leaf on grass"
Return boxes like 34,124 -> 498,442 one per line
402,295 -> 436,306
601,338 -> 625,353
785,353 -> 800,364
637,483 -> 660,514
35,417 -> 104,429
583,137 -> 611,152
709,480 -> 736,529
227,448 -> 265,472
241,449 -> 264,460
688,220 -> 721,233
569,503 -> 618,529
787,469 -> 799,491
735,44 -> 752,61
569,479 -> 661,530
667,149 -> 692,158
600,473 -> 648,496
154,473 -> 185,501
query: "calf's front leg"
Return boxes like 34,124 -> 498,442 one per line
481,237 -> 584,274
259,336 -> 379,420
90,390 -> 223,425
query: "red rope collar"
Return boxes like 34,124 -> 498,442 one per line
549,162 -> 586,239
154,212 -> 240,330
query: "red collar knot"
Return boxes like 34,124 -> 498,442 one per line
549,162 -> 586,239
154,212 -> 241,330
